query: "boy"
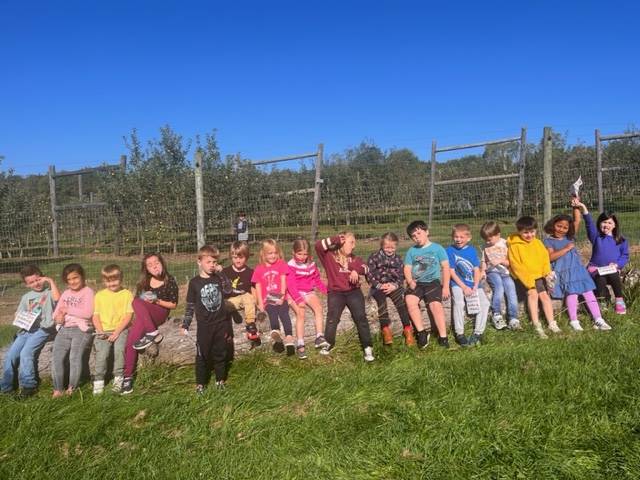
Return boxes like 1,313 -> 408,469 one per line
92,264 -> 134,394
447,224 -> 490,347
222,241 -> 261,348
182,245 -> 233,393
507,216 -> 558,338
1,265 -> 60,397
404,220 -> 451,349
480,221 -> 520,330
234,212 -> 249,242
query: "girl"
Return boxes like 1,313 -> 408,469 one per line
315,232 -> 374,362
252,239 -> 295,355
52,264 -> 94,397
366,232 -> 414,346
122,253 -> 178,394
543,207 -> 611,331
573,199 -> 629,314
287,238 -> 329,359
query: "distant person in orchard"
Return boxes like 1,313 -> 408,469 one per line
234,212 -> 249,242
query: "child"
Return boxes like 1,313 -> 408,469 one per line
315,232 -> 374,361
543,208 -> 611,331
1,265 -> 60,397
122,253 -> 178,395
366,232 -> 414,346
404,220 -> 451,348
52,264 -> 94,397
234,212 -> 249,242
91,264 -> 134,394
507,216 -> 557,338
447,224 -> 491,347
574,200 -> 629,314
287,238 -> 329,359
252,239 -> 295,355
181,245 -> 233,393
480,221 -> 520,330
223,241 -> 261,348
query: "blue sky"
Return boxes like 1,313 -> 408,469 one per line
1,0 -> 639,174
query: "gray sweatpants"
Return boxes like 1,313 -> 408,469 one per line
451,285 -> 490,336
93,331 -> 128,381
52,326 -> 93,391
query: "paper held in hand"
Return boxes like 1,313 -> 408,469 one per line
13,308 -> 41,331
597,265 -> 617,276
465,292 -> 481,315
570,176 -> 583,197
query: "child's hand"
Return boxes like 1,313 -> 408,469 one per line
407,279 -> 417,291
349,270 -> 359,284
274,297 -> 284,305
214,264 -> 223,273
565,242 -> 575,252
381,283 -> 396,294
181,328 -> 189,336
108,332 -> 119,343
442,285 -> 450,300
462,286 -> 473,296
297,302 -> 306,308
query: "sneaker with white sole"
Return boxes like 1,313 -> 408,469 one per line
548,321 -> 562,333
569,320 -> 584,331
508,318 -> 522,330
492,314 -> 507,330
121,377 -> 134,395
112,376 -> 124,393
319,346 -> 331,356
363,346 -> 375,362
314,335 -> 330,349
270,330 -> 285,353
593,318 -> 612,331
93,380 -> 104,395
615,299 -> 627,315
133,333 -> 164,351
535,325 -> 548,339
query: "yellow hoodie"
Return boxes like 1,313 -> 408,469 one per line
507,233 -> 551,289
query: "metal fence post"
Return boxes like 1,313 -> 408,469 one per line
428,140 -> 436,228
194,150 -> 205,249
48,165 -> 59,257
543,126 -> 553,223
516,127 -> 527,218
311,144 -> 324,240
595,129 -> 604,212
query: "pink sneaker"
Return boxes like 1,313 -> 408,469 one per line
615,299 -> 627,315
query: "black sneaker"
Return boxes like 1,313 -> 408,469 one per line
271,331 -> 285,353
455,334 -> 469,347
437,336 -> 450,349
195,384 -> 206,396
133,333 -> 164,351
121,377 -> 134,395
416,330 -> 430,349
285,343 -> 295,356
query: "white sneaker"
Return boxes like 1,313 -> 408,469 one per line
569,320 -> 584,331
508,318 -> 521,330
363,346 -> 375,362
93,380 -> 104,395
112,376 -> 124,393
548,321 -> 562,333
593,318 -> 612,331
535,325 -> 548,339
319,346 -> 331,356
492,314 -> 507,330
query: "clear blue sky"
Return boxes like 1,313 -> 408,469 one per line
1,0 -> 639,174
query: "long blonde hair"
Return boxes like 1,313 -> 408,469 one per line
333,231 -> 354,269
259,238 -> 283,265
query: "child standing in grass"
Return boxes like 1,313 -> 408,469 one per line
480,221 -> 520,330
181,245 -> 233,393
252,239 -> 295,355
287,238 -> 329,359
573,199 -> 629,314
52,264 -> 94,397
223,241 -> 261,348
404,220 -> 451,349
91,264 -> 134,394
122,253 -> 178,395
447,224 -> 490,347
315,232 -> 375,362
1,265 -> 60,397
507,216 -> 558,338
366,232 -> 414,346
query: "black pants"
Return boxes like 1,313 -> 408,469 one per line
265,303 -> 293,336
325,290 -> 372,350
371,287 -> 411,329
195,319 -> 234,384
594,271 -> 623,302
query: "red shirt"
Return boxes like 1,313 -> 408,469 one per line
315,235 -> 367,293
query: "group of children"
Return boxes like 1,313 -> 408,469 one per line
0,197 -> 630,397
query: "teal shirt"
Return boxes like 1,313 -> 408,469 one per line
404,242 -> 449,284
17,288 -> 55,330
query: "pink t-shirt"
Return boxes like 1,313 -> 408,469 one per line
251,260 -> 289,298
53,286 -> 95,331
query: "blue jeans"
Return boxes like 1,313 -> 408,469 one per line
486,271 -> 519,319
1,328 -> 51,392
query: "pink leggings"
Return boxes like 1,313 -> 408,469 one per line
565,291 -> 601,322
123,298 -> 169,377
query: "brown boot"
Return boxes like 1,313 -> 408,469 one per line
403,326 -> 416,346
381,325 -> 393,345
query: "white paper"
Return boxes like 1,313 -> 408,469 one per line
570,176 -> 583,197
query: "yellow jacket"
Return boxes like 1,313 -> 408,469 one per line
507,233 -> 551,289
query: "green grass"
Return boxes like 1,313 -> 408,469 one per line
0,325 -> 17,348
2,309 -> 640,479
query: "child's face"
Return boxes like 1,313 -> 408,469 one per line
103,277 -> 122,292
231,254 -> 247,269
145,256 -> 163,278
553,220 -> 570,238
264,245 -> 279,265
486,234 -> 501,246
24,274 -> 45,292
294,249 -> 309,263
382,240 -> 397,256
519,229 -> 536,242
452,230 -> 471,248
599,218 -> 615,236
410,228 -> 429,247
66,271 -> 84,291
198,255 -> 218,275
340,235 -> 356,256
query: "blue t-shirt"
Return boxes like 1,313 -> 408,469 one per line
404,242 -> 448,284
446,244 -> 480,288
